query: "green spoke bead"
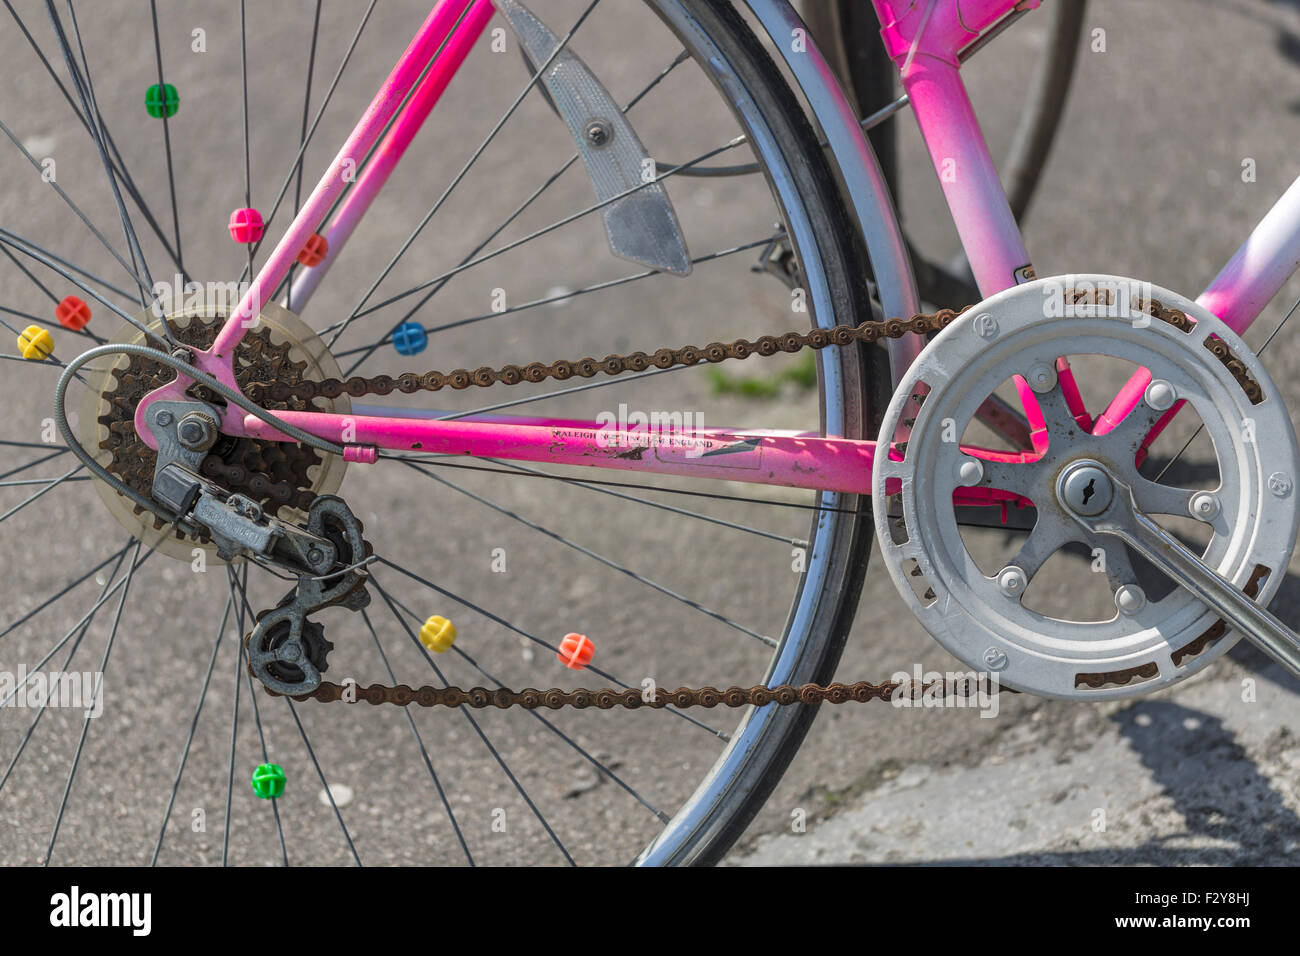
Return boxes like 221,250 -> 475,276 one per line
145,83 -> 179,119
250,763 -> 286,800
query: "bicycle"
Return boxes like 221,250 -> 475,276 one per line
0,0 -> 1296,867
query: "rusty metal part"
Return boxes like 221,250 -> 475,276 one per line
238,290 -> 1259,708
247,296 -> 1256,407
273,675 -> 1004,708
95,314 -> 324,531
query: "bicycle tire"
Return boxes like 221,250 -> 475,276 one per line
636,0 -> 888,865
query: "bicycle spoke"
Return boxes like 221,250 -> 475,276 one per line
221,578 -> 242,867
150,588 -> 233,865
1,244 -> 56,304
0,229 -> 166,345
0,541 -> 128,641
330,47 -> 693,364
0,475 -> 91,488
336,236 -> 771,371
148,0 -> 183,275
373,556 -> 727,740
371,577 -> 573,865
0,448 -> 67,483
229,565 -> 289,865
1,301 -> 105,345
0,545 -> 129,798
239,0 -> 254,285
0,117 -> 150,298
43,538 -> 142,865
343,136 -> 746,327
327,0 -> 606,347
0,464 -> 84,524
2,1 -> 186,277
285,698 -> 363,866
284,0 -> 324,314
382,590 -> 670,826
490,458 -> 806,547
359,608 -> 474,865
399,458 -> 777,648
381,454 -> 858,518
239,1 -> 378,281
0,226 -> 136,303
1155,292 -> 1300,482
0,544 -> 154,713
47,1 -> 156,313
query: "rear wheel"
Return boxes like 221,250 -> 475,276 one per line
0,0 -> 885,865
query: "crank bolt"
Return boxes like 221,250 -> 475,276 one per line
956,457 -> 984,487
250,763 -> 286,800
16,325 -> 54,361
1026,362 -> 1057,393
55,295 -> 91,331
997,566 -> 1027,598
419,615 -> 457,653
1188,491 -> 1221,522
1057,462 -> 1113,516
1268,472 -> 1293,499
228,207 -> 265,244
558,632 -> 594,670
1144,379 -> 1177,411
392,322 -> 429,357
144,82 -> 179,118
297,232 -> 329,267
982,647 -> 1008,671
1115,584 -> 1147,616
177,412 -> 218,451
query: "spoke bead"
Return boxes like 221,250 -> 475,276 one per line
392,322 -> 428,356
17,325 -> 54,361
144,82 -> 179,118
55,295 -> 91,331
228,207 -> 264,244
250,763 -> 286,799
418,615 -> 457,653
557,632 -> 593,670
296,232 -> 329,267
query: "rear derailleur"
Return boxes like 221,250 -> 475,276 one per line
148,400 -> 371,696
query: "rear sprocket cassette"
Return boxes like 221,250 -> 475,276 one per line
80,294 -> 351,561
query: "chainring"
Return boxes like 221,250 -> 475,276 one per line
872,275 -> 1300,700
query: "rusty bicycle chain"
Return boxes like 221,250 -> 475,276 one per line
243,295 -> 1256,709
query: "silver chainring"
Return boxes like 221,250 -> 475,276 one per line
873,274 -> 1300,700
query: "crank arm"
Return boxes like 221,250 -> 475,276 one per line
1065,469 -> 1300,678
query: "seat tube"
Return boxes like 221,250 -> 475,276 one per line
872,0 -> 1033,297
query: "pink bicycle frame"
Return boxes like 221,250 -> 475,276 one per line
135,0 -> 1300,502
